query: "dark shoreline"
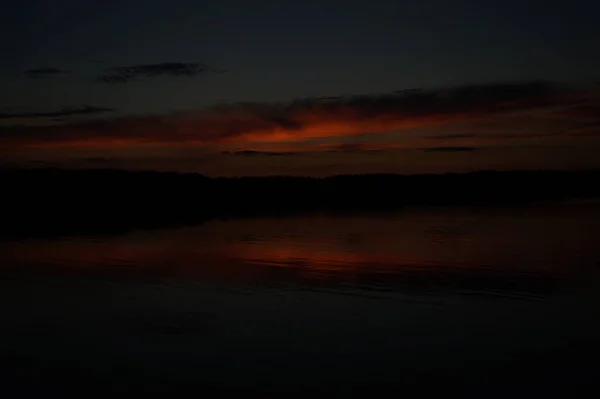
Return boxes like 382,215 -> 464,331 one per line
2,168 -> 600,239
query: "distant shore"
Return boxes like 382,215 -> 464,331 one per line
2,168 -> 599,239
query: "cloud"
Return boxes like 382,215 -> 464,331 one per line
421,146 -> 479,152
24,67 -> 69,78
84,157 -> 112,163
27,160 -> 58,166
565,125 -> 600,137
546,104 -> 600,119
479,132 -> 562,140
425,133 -> 477,140
222,150 -> 296,157
0,106 -> 115,120
97,62 -> 221,83
314,96 -> 345,101
325,143 -> 385,153
1,80 -> 597,149
222,143 -> 389,156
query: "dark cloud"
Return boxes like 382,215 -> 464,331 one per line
326,143 -> 384,153
547,104 -> 600,118
0,106 -> 115,120
393,88 -> 423,94
566,126 -> 600,137
284,80 -> 565,118
222,150 -> 296,157
24,67 -> 69,78
222,144 -> 387,157
0,80 -> 596,148
314,96 -> 344,101
84,157 -> 112,163
28,160 -> 58,166
421,146 -> 479,152
480,132 -> 562,140
425,133 -> 477,140
97,62 -> 221,83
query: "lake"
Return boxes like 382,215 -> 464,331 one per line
1,200 -> 599,396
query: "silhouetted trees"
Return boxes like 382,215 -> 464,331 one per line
1,168 -> 599,238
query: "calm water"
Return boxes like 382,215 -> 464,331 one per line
1,201 -> 600,396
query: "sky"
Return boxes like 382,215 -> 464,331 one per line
1,0 -> 599,176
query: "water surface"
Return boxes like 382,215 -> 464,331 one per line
1,201 -> 599,395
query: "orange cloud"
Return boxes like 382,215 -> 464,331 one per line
1,80 -> 597,152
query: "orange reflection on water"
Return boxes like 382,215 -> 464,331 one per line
225,239 -> 416,273
2,204 -> 598,293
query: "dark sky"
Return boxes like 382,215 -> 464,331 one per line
1,0 -> 599,175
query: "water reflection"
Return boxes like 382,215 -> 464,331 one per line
2,203 -> 598,299
1,203 -> 599,395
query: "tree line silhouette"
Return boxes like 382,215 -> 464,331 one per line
2,168 -> 599,238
